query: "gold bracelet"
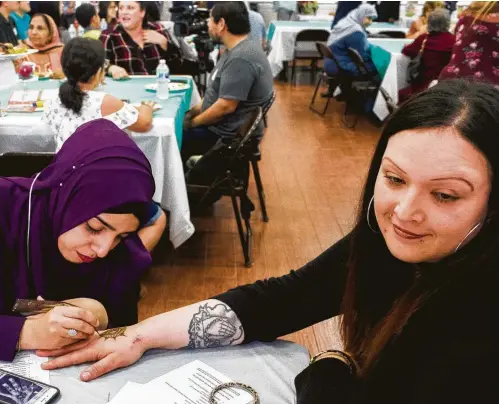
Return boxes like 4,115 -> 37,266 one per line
310,349 -> 358,375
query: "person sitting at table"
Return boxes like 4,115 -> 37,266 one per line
406,1 -> 445,39
10,1 -> 31,43
43,37 -> 154,151
0,1 -> 19,45
39,79 -> 499,404
325,4 -> 378,77
76,2 -> 102,40
439,1 -> 499,86
99,1 -> 119,32
101,1 -> 198,80
21,14 -> 64,79
181,2 -> 273,161
398,8 -> 454,103
0,119 -> 167,362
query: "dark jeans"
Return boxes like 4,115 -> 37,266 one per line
181,126 -> 220,164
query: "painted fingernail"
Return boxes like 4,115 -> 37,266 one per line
81,372 -> 90,381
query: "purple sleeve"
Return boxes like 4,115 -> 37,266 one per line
0,315 -> 26,361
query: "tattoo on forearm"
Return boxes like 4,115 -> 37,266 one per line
188,303 -> 243,349
98,327 -> 127,340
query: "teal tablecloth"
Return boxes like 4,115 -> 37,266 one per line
267,20 -> 331,42
0,76 -> 194,148
369,38 -> 411,79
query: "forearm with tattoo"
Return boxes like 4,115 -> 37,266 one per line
187,303 -> 244,348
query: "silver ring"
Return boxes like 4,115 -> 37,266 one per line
67,328 -> 77,337
209,382 -> 259,403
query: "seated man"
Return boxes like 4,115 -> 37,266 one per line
182,2 -> 274,161
0,1 -> 19,45
101,1 -> 197,79
76,2 -> 101,40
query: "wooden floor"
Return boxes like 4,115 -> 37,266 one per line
139,76 -> 381,355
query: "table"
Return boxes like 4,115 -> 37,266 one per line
369,38 -> 411,121
50,340 -> 310,403
0,76 -> 201,248
267,20 -> 408,77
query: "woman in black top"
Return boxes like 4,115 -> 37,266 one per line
40,79 -> 499,404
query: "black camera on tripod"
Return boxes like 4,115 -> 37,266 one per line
169,5 -> 215,74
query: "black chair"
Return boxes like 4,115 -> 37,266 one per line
343,47 -> 380,128
309,42 -> 348,116
291,29 -> 330,85
264,43 -> 272,56
379,87 -> 397,115
262,90 -> 276,128
0,152 -> 54,177
185,107 -> 263,267
372,30 -> 406,39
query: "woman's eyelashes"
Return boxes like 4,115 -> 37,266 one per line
85,222 -> 101,235
383,173 -> 460,204
384,174 -> 404,185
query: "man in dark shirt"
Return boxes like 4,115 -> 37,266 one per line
0,1 -> 19,45
181,2 -> 273,160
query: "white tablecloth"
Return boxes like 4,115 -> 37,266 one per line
0,76 -> 201,248
369,38 -> 411,120
50,341 -> 310,404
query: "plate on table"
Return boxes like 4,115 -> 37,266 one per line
0,49 -> 38,61
144,81 -> 190,93
131,102 -> 162,111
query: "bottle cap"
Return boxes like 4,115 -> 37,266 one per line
160,59 -> 165,63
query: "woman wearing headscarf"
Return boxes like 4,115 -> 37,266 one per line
325,4 -> 378,76
399,8 -> 455,103
23,14 -> 64,78
0,119 -> 166,362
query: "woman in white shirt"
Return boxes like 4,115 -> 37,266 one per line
43,37 -> 153,151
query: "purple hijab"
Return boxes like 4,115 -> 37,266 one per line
0,119 -> 155,361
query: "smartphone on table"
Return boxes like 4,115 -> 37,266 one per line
0,369 -> 59,404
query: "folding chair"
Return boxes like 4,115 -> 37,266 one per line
343,47 -> 381,128
262,90 -> 276,128
291,29 -> 330,85
309,42 -> 349,116
185,108 -> 264,267
370,30 -> 406,38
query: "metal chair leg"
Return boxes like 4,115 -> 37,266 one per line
291,59 -> 296,85
250,158 -> 269,222
227,172 -> 252,267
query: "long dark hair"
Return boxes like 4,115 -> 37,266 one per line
59,38 -> 106,114
341,79 -> 499,375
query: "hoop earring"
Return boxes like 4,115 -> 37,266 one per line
367,195 -> 379,234
455,222 -> 482,252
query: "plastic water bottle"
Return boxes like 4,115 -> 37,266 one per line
100,18 -> 108,31
68,24 -> 77,39
156,59 -> 170,100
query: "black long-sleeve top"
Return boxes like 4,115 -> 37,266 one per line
215,235 -> 499,404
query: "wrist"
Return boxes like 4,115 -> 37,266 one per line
191,116 -> 201,128
130,321 -> 158,352
310,350 -> 358,375
160,37 -> 168,50
19,320 -> 35,351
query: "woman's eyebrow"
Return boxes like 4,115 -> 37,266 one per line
382,157 -> 406,174
430,177 -> 474,191
95,216 -> 116,231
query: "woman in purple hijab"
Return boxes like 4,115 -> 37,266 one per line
0,119 -> 165,361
